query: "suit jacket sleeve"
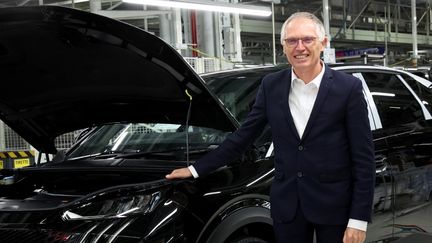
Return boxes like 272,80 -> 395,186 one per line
193,79 -> 269,176
346,79 -> 376,222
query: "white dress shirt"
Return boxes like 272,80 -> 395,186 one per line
189,65 -> 367,231
289,68 -> 323,138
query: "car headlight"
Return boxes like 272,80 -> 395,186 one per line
61,190 -> 161,221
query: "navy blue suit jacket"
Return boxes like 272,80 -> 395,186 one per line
194,66 -> 375,225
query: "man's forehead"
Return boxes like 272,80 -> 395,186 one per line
287,17 -> 315,27
285,19 -> 317,36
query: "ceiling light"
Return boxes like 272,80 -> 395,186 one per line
122,0 -> 272,17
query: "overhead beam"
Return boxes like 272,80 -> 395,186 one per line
94,10 -> 170,19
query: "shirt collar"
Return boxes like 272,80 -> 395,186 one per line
291,62 -> 325,89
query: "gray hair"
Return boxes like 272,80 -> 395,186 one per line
280,12 -> 326,45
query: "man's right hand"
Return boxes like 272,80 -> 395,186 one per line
165,167 -> 193,180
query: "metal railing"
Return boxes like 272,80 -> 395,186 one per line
184,57 -> 234,74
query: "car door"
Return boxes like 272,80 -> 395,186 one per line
355,70 -> 432,242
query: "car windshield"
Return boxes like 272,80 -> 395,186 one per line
66,123 -> 229,159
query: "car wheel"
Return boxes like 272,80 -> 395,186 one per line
229,236 -> 269,243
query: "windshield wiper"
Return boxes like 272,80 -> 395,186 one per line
115,145 -> 218,159
66,150 -> 134,161
66,145 -> 218,161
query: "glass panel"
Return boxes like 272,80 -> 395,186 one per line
203,71 -> 266,123
402,73 -> 432,114
67,123 -> 229,159
361,72 -> 424,128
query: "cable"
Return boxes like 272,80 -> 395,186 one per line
185,89 -> 193,167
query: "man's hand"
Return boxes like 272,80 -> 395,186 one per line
165,167 -> 193,180
343,227 -> 366,243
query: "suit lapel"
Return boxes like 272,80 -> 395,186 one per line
280,69 -> 301,141
301,66 -> 334,141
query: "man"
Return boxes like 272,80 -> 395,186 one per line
166,12 -> 375,243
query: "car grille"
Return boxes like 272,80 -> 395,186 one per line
0,229 -> 52,243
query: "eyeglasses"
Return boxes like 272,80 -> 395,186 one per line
284,37 -> 317,47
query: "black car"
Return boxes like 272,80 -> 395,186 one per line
1,5 -> 432,243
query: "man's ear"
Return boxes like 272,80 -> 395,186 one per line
321,36 -> 329,51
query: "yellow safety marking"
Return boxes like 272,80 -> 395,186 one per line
0,160 -> 3,169
29,150 -> 35,157
14,158 -> 30,168
7,152 -> 17,158
18,151 -> 28,157
0,153 -> 6,159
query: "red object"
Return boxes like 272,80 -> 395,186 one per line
190,10 -> 198,57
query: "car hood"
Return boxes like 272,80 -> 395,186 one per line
0,6 -> 237,154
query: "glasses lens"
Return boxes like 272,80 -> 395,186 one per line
285,37 -> 316,46
285,38 -> 298,46
302,37 -> 315,44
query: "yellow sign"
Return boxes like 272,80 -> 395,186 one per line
0,160 -> 3,169
14,158 -> 30,168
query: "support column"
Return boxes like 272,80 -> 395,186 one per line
396,0 -> 400,41
323,0 -> 331,48
427,2 -> 431,44
220,12 -> 233,60
411,0 -> 419,66
323,0 -> 335,64
143,5 -> 148,31
214,13 -> 223,59
232,10 -> 242,62
374,9 -> 378,41
89,0 -> 101,13
173,9 -> 184,54
159,8 -> 171,44
0,121 -> 5,151
384,1 -> 389,66
201,12 -> 216,57
181,9 -> 192,56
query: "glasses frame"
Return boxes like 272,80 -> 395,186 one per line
284,37 -> 318,47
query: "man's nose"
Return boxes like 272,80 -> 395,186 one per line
295,40 -> 306,49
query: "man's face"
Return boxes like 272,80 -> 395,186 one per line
282,18 -> 327,72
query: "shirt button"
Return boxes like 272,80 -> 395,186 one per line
297,172 -> 303,178
298,145 -> 304,151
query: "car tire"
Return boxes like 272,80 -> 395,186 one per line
230,236 -> 269,243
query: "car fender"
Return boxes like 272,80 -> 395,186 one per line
195,194 -> 272,243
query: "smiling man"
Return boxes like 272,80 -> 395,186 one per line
166,12 -> 375,243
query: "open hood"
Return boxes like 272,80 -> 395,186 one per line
0,6 -> 237,154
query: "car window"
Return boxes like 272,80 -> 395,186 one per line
202,69 -> 275,153
401,73 -> 432,114
360,72 -> 424,128
203,71 -> 267,122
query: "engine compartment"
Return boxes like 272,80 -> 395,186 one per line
0,161 -> 171,211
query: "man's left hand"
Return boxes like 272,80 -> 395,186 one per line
343,227 -> 366,243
